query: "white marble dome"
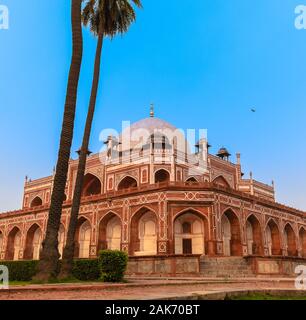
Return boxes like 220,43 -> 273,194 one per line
119,117 -> 187,152
127,117 -> 177,134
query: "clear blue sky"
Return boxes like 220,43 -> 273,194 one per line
0,0 -> 305,212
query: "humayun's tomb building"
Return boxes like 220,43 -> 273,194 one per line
0,112 -> 305,276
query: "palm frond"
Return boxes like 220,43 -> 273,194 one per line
81,0 -> 142,38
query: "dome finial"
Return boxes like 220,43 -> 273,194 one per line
150,103 -> 154,117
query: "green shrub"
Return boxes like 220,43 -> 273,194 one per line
98,250 -> 128,282
71,259 -> 100,281
1,256 -> 126,283
1,259 -> 100,282
1,260 -> 38,281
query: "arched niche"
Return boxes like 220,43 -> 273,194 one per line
98,213 -> 122,251
75,218 -> 91,258
246,215 -> 263,255
6,227 -> 22,260
117,176 -> 138,191
24,224 -> 42,260
265,219 -> 281,256
0,231 -> 3,253
212,176 -> 231,188
221,210 -> 242,256
130,208 -> 157,256
155,169 -> 170,184
58,224 -> 65,259
82,173 -> 101,197
284,223 -> 297,257
299,227 -> 306,258
186,177 -> 198,183
30,197 -> 43,208
174,210 -> 208,255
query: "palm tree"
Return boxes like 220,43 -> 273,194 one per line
59,0 -> 142,279
34,0 -> 83,281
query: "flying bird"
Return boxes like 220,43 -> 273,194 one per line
250,108 -> 256,113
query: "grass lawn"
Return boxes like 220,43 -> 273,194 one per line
8,281 -> 32,286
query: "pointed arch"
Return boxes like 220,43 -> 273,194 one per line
130,207 -> 158,256
173,209 -> 208,255
173,207 -> 208,225
82,173 -> 102,197
130,205 -> 156,220
299,227 -> 306,258
117,176 -> 138,191
58,223 -> 65,259
185,177 -> 199,183
284,223 -> 297,256
98,212 -> 122,251
24,223 -> 42,260
6,227 -> 22,260
0,230 -> 3,253
30,196 -> 43,208
154,169 -> 170,183
221,209 -> 242,256
246,214 -> 263,255
75,217 -> 91,258
212,175 -> 231,188
265,218 -> 281,256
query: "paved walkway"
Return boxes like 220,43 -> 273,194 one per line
0,277 -> 302,300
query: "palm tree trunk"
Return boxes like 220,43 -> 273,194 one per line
34,0 -> 83,281
59,32 -> 104,279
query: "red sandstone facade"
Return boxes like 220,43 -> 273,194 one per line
0,116 -> 305,272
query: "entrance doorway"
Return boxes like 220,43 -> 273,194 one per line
183,239 -> 192,254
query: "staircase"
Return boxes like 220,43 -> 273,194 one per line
200,256 -> 255,278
